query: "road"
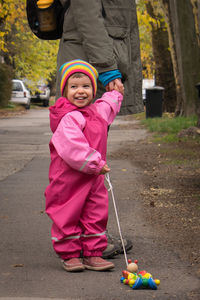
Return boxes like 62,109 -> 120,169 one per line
0,109 -> 199,300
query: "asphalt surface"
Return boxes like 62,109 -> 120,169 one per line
0,109 -> 199,300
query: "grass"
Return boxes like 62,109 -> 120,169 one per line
142,114 -> 197,133
132,111 -> 146,120
160,147 -> 198,158
0,103 -> 26,112
0,103 -> 17,110
0,96 -> 56,113
140,113 -> 199,143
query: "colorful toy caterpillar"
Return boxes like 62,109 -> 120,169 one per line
120,260 -> 160,290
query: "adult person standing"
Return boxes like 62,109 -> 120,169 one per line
56,0 -> 143,257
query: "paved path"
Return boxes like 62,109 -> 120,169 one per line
0,109 -> 199,299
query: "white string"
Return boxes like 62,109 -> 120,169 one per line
105,173 -> 128,267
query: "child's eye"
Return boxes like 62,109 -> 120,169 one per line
71,85 -> 76,88
83,85 -> 90,88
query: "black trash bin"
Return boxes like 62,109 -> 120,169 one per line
195,82 -> 200,98
145,86 -> 164,118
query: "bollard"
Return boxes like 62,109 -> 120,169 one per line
145,86 -> 164,118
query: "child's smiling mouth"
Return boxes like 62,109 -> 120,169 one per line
75,97 -> 87,100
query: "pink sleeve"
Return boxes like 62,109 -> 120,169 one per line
95,90 -> 123,125
51,111 -> 105,174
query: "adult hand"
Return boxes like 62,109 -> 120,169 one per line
106,78 -> 124,95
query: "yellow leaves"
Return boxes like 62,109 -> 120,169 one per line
137,0 -> 167,78
0,32 -> 7,53
138,10 -> 154,31
0,1 -> 23,52
137,4 -> 154,78
0,1 -> 10,18
0,32 -> 5,38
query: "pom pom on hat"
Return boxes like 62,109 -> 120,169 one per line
60,59 -> 98,97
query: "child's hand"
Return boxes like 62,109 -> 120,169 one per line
99,164 -> 111,174
106,78 -> 124,95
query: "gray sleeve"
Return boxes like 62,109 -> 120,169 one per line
70,0 -> 117,72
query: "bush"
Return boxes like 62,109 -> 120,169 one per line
0,63 -> 13,107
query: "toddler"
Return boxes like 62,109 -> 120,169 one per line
45,59 -> 123,271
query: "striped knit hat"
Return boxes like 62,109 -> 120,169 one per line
59,59 -> 99,97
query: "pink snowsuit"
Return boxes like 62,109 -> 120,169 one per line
45,90 -> 123,259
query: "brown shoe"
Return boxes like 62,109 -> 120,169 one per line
83,256 -> 115,271
63,258 -> 85,272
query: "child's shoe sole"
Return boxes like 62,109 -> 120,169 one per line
83,257 -> 115,271
63,258 -> 85,272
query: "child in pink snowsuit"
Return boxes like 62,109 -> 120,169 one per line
45,59 -> 123,272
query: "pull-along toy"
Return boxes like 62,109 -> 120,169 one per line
106,174 -> 160,290
121,259 -> 160,290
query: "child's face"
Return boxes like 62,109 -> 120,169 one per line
64,74 -> 93,108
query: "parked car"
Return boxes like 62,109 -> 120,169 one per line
31,84 -> 50,107
10,79 -> 31,109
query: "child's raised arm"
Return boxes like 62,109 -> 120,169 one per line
106,78 -> 124,95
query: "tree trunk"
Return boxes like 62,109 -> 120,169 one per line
145,1 -> 177,112
193,0 -> 200,127
164,0 -> 200,119
161,0 -> 184,116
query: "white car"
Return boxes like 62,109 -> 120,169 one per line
10,79 -> 31,109
31,84 -> 50,107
